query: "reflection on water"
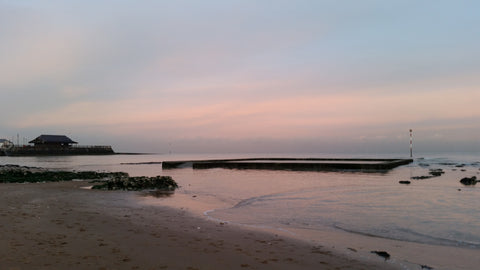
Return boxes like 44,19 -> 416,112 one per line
140,190 -> 175,198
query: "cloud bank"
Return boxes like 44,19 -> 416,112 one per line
1,1 -> 479,154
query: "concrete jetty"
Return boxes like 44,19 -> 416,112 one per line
162,158 -> 413,172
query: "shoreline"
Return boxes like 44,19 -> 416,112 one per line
0,181 -> 396,270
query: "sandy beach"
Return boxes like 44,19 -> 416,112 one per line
0,181 -> 395,270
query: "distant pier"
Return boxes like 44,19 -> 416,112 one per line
1,145 -> 114,156
0,134 -> 114,156
162,158 -> 413,172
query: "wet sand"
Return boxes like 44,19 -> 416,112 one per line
0,181 -> 395,270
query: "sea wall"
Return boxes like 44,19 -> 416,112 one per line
2,145 -> 115,156
163,158 -> 414,172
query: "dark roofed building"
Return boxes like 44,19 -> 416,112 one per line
2,134 -> 113,156
29,135 -> 78,147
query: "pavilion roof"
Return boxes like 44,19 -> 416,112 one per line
29,135 -> 78,144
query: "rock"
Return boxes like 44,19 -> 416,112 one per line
411,169 -> 445,180
399,181 -> 411,184
371,250 -> 390,260
411,175 -> 432,180
460,176 -> 477,185
429,169 -> 445,177
91,175 -> 178,191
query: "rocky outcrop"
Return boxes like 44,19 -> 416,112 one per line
0,164 -> 178,192
411,168 -> 445,180
0,165 -> 127,183
91,176 -> 178,191
460,176 -> 478,185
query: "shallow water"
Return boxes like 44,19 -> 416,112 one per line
171,159 -> 480,249
2,152 -> 480,267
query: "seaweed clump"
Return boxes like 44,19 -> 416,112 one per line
0,164 -> 178,192
91,175 -> 178,191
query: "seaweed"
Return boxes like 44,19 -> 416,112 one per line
0,169 -> 127,183
91,175 -> 178,191
0,166 -> 178,191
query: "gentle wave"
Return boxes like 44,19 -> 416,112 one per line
334,223 -> 480,249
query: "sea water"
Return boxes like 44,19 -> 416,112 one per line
2,152 -> 480,267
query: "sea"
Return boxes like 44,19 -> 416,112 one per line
1,152 -> 480,269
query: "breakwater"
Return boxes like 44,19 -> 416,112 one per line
1,145 -> 115,156
162,158 -> 413,171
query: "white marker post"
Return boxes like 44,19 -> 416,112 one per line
409,129 -> 413,158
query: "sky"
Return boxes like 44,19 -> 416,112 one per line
1,0 -> 479,154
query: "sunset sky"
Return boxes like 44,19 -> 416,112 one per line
1,1 -> 479,154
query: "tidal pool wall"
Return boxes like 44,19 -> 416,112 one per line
162,158 -> 413,172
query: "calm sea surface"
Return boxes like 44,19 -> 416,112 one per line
2,152 -> 480,251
